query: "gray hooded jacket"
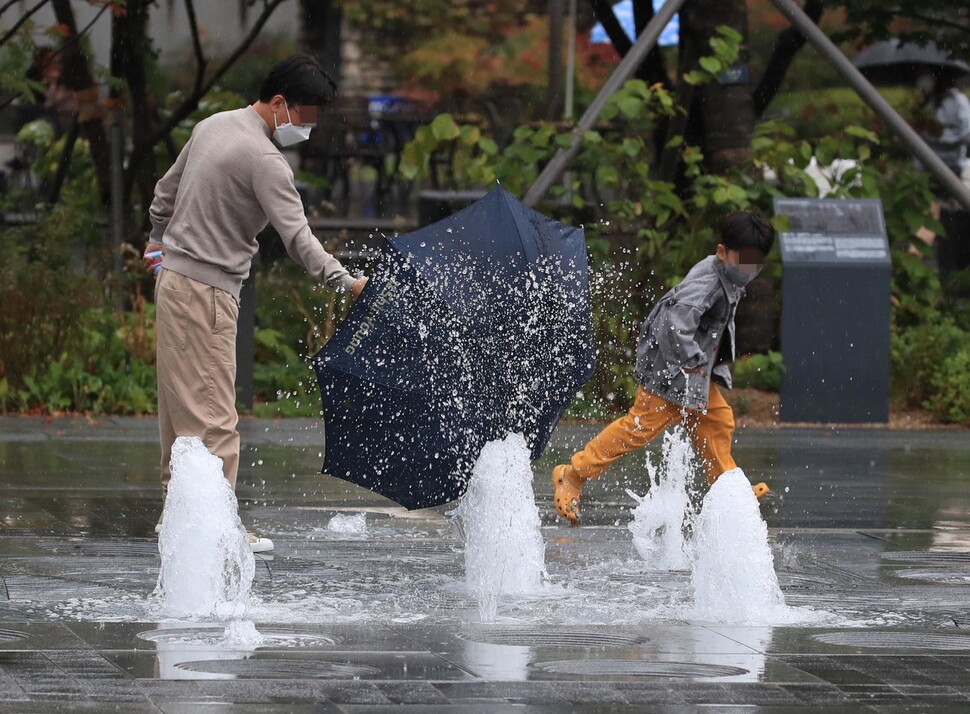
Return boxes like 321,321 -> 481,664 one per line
633,255 -> 746,411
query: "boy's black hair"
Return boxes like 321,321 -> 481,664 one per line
720,210 -> 775,255
259,54 -> 337,106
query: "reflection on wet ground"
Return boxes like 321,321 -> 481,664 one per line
0,417 -> 969,710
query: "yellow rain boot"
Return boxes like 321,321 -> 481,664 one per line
552,465 -> 585,523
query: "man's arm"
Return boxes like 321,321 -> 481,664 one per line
148,133 -> 194,243
253,154 -> 358,293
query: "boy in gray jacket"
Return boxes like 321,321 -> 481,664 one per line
553,211 -> 775,522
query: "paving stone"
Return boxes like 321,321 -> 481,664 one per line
2,422 -> 970,711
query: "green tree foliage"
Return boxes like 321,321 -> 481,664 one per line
823,0 -> 970,57
396,30 -> 950,415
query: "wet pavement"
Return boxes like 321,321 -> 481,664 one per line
1,415 -> 969,712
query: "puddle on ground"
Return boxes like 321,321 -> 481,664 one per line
5,433 -> 959,633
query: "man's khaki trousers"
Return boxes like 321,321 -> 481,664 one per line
565,384 -> 737,485
155,269 -> 240,491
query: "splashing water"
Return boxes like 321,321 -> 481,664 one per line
152,437 -> 255,620
691,468 -> 787,624
627,427 -> 696,570
453,433 -> 546,622
221,619 -> 264,649
328,512 -> 368,534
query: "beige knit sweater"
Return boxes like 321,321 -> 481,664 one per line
149,106 -> 355,301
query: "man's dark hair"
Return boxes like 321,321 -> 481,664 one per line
259,54 -> 337,106
721,210 -> 775,254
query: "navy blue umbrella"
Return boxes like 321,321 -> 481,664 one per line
311,186 -> 595,509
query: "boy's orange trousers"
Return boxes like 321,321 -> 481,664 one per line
566,384 -> 736,484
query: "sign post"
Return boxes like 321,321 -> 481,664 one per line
775,198 -> 892,423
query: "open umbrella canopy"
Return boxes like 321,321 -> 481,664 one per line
853,39 -> 970,86
311,186 -> 595,510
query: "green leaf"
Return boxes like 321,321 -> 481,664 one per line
478,137 -> 499,155
815,141 -> 834,166
618,96 -> 642,118
459,125 -> 480,146
598,164 -> 620,186
751,136 -> 774,151
621,137 -> 641,158
845,125 -> 879,144
555,132 -> 575,149
717,25 -> 743,43
682,70 -> 709,86
699,56 -> 722,74
430,114 -> 460,141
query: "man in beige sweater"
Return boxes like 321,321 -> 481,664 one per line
144,55 -> 365,552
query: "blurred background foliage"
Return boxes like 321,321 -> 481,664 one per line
0,0 -> 967,423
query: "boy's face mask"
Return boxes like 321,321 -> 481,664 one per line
273,104 -> 313,147
723,247 -> 766,287
725,262 -> 757,287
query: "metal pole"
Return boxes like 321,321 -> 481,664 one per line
524,0 -> 688,207
108,113 -> 125,307
563,0 -> 578,205
771,0 -> 970,213
564,0 -> 577,120
548,0 -> 565,120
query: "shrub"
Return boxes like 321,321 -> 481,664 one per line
890,317 -> 970,410
248,257 -> 360,415
732,351 -> 784,392
927,349 -> 970,424
0,209 -> 101,396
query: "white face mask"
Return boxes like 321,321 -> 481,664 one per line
917,75 -> 935,95
724,262 -> 757,287
273,104 -> 312,147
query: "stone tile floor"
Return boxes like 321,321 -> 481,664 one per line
0,416 -> 969,711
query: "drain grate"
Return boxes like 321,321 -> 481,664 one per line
2,575 -> 126,601
138,626 -> 340,648
609,571 -> 689,585
777,571 -> 841,589
890,568 -> 970,585
402,592 -> 470,611
812,631 -> 970,651
531,659 -> 747,678
459,628 -> 649,648
264,559 -> 345,575
0,629 -> 28,643
881,552 -> 970,565
37,541 -> 159,557
174,658 -> 380,679
951,614 -> 970,628
784,591 -> 903,608
319,541 -> 459,565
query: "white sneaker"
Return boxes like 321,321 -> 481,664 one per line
247,532 -> 274,553
156,521 -> 274,553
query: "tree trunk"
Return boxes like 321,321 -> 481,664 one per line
752,0 -> 822,117
299,0 -> 342,81
680,0 -> 754,174
50,0 -> 112,206
111,0 -> 158,232
589,0 -> 667,86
